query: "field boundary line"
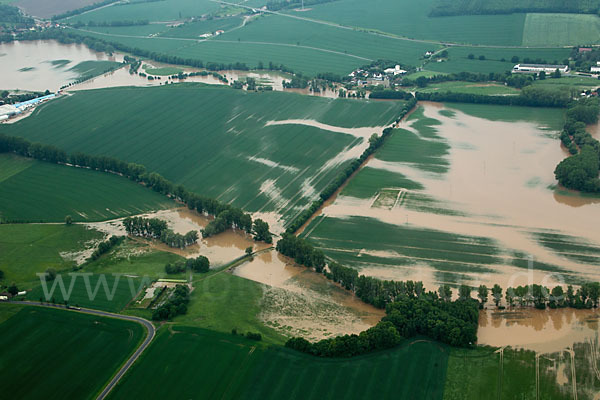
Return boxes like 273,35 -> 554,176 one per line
1,301 -> 155,400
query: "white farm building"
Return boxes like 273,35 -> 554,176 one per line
512,64 -> 569,74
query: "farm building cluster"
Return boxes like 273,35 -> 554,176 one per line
0,94 -> 56,122
348,65 -> 407,86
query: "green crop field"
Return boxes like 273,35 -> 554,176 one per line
159,15 -> 244,39
444,346 -> 571,399
142,65 -> 182,76
290,0 -> 527,46
108,326 -> 449,400
0,154 -> 174,223
0,223 -> 103,288
0,85 -> 405,226
522,13 -> 600,46
0,305 -> 144,400
64,0 -> 219,23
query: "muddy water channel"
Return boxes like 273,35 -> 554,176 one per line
233,250 -> 384,341
313,102 -> 600,291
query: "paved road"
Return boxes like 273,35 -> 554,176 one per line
3,301 -> 155,400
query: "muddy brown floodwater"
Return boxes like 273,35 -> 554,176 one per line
311,102 -> 600,291
0,40 -> 122,91
478,307 -> 600,353
233,250 -> 384,341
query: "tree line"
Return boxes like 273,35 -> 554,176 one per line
554,97 -> 600,192
152,284 -> 190,321
0,133 -> 271,242
123,217 -> 198,248
416,86 -> 573,108
285,99 -> 416,233
429,0 -> 600,17
0,4 -> 33,25
51,0 -> 121,20
165,255 -> 210,274
266,0 -> 338,11
369,89 -> 414,100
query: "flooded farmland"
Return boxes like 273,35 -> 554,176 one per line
304,102 -> 600,291
0,40 -> 122,91
233,249 -> 385,341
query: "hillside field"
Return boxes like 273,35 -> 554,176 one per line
0,154 -> 174,223
0,305 -> 144,400
0,85 -> 405,227
108,326 -> 449,400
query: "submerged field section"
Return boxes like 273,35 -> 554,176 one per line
302,103 -> 600,288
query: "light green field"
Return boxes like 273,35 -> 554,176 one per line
142,64 -> 182,76
0,223 -> 102,288
108,326 -> 449,400
177,272 -> 285,344
522,13 -> 600,46
0,85 -> 405,226
0,154 -> 174,223
419,81 -> 520,96
64,0 -> 219,23
159,15 -> 244,38
531,75 -> 600,91
0,305 -> 144,400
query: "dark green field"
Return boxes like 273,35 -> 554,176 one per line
108,326 -> 449,400
0,154 -> 174,222
0,305 -> 144,400
0,85 -> 404,225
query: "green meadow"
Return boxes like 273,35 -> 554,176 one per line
0,305 -> 144,400
1,85 -> 405,225
0,223 -> 102,288
0,154 -> 174,223
108,326 -> 449,400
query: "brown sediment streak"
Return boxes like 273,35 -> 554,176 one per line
233,249 -> 384,341
478,307 -> 600,353
312,102 -> 600,288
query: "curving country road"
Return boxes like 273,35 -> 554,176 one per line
3,301 -> 155,400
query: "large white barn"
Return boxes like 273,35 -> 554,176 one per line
512,64 -> 569,74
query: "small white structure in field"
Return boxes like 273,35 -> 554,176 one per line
0,296 -> 8,301
591,66 -> 600,73
17,291 -> 26,296
215,30 -> 225,35
199,33 -> 213,38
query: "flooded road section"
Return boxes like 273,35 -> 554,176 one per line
0,40 -> 122,91
479,307 -> 600,353
233,250 -> 384,341
309,102 -> 600,290
87,207 -> 268,266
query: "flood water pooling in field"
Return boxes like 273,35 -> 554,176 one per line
478,307 -> 600,353
305,102 -> 600,291
85,207 -> 268,266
